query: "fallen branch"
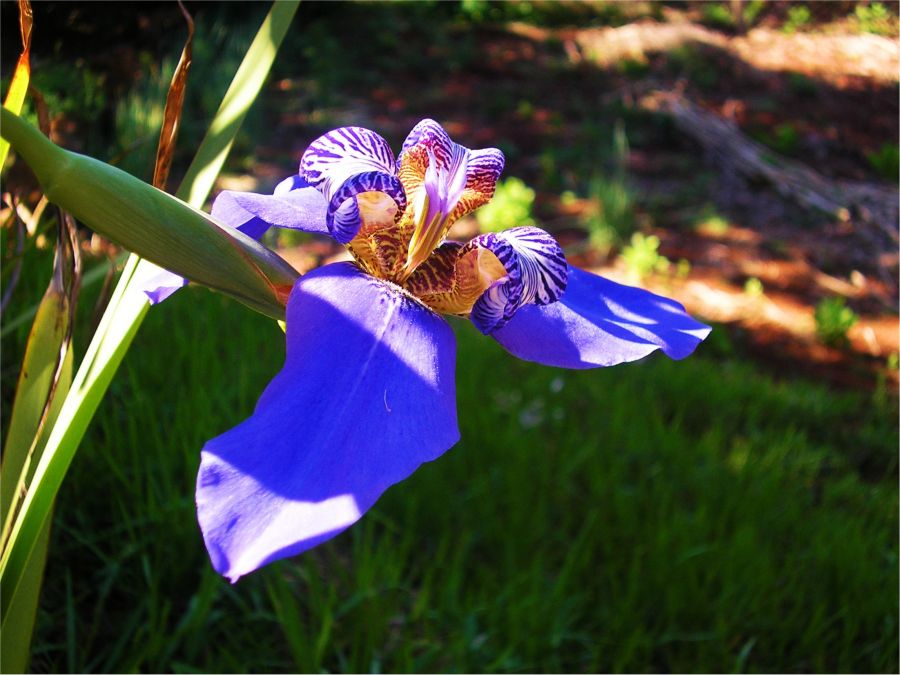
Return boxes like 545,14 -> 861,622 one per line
639,91 -> 899,246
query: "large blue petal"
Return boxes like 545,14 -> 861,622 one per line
196,262 -> 459,581
491,266 -> 711,368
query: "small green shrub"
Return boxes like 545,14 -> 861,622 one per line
743,0 -> 767,26
668,45 -> 719,89
616,58 -> 650,78
814,297 -> 859,347
782,5 -> 812,33
583,173 -> 635,252
702,2 -> 735,30
744,277 -> 765,297
582,121 -> 636,252
621,232 -> 670,279
703,0 -> 766,29
692,204 -> 731,235
866,142 -> 899,181
787,73 -> 818,97
754,123 -> 801,156
855,2 -> 895,35
475,177 -> 535,232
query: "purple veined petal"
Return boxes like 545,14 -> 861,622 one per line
300,126 -> 406,242
491,265 -> 712,369
301,126 -> 397,186
448,146 -> 506,222
399,119 -> 505,205
196,261 -> 460,582
465,147 -> 505,191
399,118 -> 454,169
467,227 -> 568,334
325,170 -> 407,243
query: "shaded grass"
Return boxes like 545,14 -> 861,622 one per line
24,281 -> 898,673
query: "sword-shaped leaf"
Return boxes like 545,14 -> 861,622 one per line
152,1 -> 194,193
0,0 -> 32,169
1,74 -> 81,674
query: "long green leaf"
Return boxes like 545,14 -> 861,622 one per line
0,354 -> 69,675
0,223 -> 78,672
0,0 -> 33,169
0,273 -> 75,674
1,281 -> 71,524
0,0 -> 300,622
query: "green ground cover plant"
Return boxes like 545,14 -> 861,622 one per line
815,296 -> 860,348
7,271 -> 893,673
867,141 -> 900,182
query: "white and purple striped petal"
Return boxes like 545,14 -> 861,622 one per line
196,262 -> 459,582
492,265 -> 711,368
399,118 -> 455,169
464,147 -> 505,191
300,127 -> 406,243
325,170 -> 406,243
466,226 -> 568,334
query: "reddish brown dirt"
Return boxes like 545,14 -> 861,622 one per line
266,15 -> 898,393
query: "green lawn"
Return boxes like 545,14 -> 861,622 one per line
3,5 -> 897,671
22,282 -> 897,673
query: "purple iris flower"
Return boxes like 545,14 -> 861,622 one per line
173,119 -> 710,582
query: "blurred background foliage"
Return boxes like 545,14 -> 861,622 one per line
1,1 -> 898,672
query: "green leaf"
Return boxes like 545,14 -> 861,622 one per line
0,508 -> 52,674
0,0 -> 33,170
1,286 -> 70,523
1,259 -> 75,674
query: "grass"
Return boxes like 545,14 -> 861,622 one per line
10,271 -> 896,673
2,3 -> 897,671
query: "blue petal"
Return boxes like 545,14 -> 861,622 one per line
142,266 -> 189,304
491,266 -> 711,368
210,176 -> 329,238
196,262 -> 460,581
